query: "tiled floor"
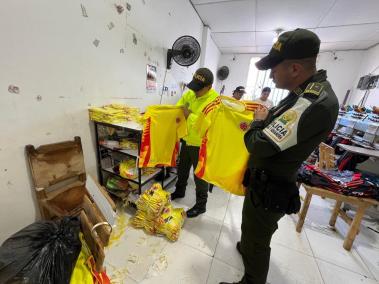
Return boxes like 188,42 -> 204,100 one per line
105,180 -> 379,284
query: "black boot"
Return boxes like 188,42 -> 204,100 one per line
171,191 -> 185,200
186,205 -> 206,218
236,241 -> 242,255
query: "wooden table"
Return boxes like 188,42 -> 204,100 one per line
296,184 -> 379,251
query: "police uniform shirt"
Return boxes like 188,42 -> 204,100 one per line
244,70 -> 339,181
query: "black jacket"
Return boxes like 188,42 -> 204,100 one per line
244,70 -> 339,181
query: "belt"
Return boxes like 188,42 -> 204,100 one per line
249,168 -> 295,183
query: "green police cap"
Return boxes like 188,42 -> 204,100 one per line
256,28 -> 320,70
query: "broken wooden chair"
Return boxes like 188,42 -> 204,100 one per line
25,136 -> 116,271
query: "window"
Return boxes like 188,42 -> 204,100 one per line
245,57 -> 288,106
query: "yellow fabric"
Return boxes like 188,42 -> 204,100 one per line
70,233 -> 94,284
194,96 -> 261,196
139,105 -> 187,168
88,104 -> 142,124
176,89 -> 219,146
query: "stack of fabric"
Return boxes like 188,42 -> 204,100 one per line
89,104 -> 142,124
298,164 -> 379,200
131,183 -> 185,241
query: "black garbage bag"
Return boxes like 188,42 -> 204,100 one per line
0,217 -> 81,284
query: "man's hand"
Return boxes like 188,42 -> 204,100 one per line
182,105 -> 192,119
255,105 -> 269,121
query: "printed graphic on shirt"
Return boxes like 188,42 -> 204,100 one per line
263,97 -> 311,151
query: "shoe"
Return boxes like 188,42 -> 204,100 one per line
236,241 -> 242,255
170,191 -> 185,200
186,206 -> 206,218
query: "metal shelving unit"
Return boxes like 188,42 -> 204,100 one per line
93,121 -> 177,196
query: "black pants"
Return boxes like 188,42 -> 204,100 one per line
240,188 -> 284,284
175,141 -> 209,209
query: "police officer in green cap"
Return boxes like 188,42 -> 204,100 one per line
220,29 -> 339,284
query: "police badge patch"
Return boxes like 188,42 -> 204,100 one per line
263,97 -> 312,151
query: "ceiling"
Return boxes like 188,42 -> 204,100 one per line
190,0 -> 379,54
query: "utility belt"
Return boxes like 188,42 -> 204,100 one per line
243,168 -> 301,215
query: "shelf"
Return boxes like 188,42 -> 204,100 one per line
337,144 -> 379,158
99,145 -> 139,158
101,167 -> 162,185
94,120 -> 142,132
163,173 -> 178,188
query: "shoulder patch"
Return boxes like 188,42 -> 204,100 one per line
304,82 -> 323,96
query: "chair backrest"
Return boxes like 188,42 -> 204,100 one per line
319,142 -> 335,170
25,136 -> 86,192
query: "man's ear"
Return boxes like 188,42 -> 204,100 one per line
290,62 -> 302,78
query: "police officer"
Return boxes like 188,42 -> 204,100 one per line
171,68 -> 219,218
232,86 -> 246,101
220,29 -> 339,284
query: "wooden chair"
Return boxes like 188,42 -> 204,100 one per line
26,137 -> 116,271
296,143 -> 379,251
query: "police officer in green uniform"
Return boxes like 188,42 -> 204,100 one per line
220,29 -> 339,284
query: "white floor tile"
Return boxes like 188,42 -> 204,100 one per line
214,223 -> 244,271
207,258 -> 244,284
203,187 -> 230,222
305,228 -> 374,278
317,259 -> 378,284
223,194 -> 244,228
268,243 -> 324,284
272,215 -> 313,256
179,214 -> 223,256
105,226 -> 169,282
140,242 -> 213,284
355,244 -> 379,281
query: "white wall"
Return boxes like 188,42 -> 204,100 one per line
317,51 -> 365,103
216,51 -> 365,102
215,54 -> 255,96
200,27 -> 221,78
0,0 -> 209,242
348,44 -> 379,106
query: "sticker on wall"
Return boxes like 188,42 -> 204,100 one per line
108,22 -> 115,30
126,2 -> 132,11
93,39 -> 100,47
81,4 -> 88,17
115,4 -> 124,14
8,85 -> 20,94
146,64 -> 157,92
132,33 -> 137,45
36,95 -> 42,101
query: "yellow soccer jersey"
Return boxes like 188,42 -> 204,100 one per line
194,97 -> 262,196
139,105 -> 187,168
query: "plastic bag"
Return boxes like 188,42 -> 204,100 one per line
136,183 -> 170,218
155,205 -> 185,241
131,210 -> 156,234
70,233 -> 111,284
0,217 -> 81,284
119,159 -> 138,179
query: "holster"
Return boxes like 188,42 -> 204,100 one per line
243,168 -> 301,215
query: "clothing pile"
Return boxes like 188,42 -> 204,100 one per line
131,183 -> 185,241
89,104 -> 142,124
298,164 -> 379,200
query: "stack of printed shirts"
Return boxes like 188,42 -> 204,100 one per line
89,104 -> 142,124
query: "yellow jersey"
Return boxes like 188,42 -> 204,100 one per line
194,97 -> 262,196
176,89 -> 219,146
139,105 -> 187,168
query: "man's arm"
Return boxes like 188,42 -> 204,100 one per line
245,96 -> 328,158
